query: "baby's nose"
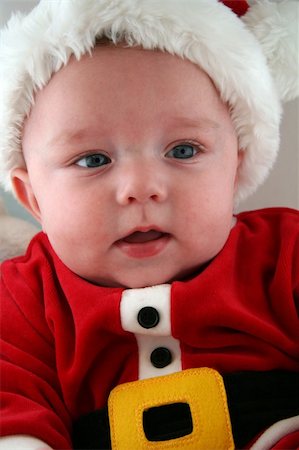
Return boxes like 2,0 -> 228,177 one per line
116,162 -> 167,206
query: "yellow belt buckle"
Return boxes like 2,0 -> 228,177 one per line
108,368 -> 234,450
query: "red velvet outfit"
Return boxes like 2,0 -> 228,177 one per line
1,208 -> 299,449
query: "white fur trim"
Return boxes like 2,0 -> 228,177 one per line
120,285 -> 182,379
0,435 -> 52,449
120,285 -> 171,335
244,1 -> 299,102
250,415 -> 299,450
136,335 -> 182,379
0,0 -> 288,203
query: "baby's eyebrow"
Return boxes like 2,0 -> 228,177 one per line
45,117 -> 220,149
169,117 -> 221,130
46,128 -> 95,148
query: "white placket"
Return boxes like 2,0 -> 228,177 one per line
120,284 -> 182,379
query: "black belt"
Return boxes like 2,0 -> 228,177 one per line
72,371 -> 299,450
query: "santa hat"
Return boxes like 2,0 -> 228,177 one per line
0,0 -> 298,204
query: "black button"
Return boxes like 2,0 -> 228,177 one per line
150,347 -> 172,368
138,306 -> 160,329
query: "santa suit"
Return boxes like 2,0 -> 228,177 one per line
1,208 -> 299,449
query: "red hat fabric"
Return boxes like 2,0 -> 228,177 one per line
222,1 -> 249,17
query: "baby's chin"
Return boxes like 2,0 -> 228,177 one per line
88,264 -> 207,289
88,274 -> 171,290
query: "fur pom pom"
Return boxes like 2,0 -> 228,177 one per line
243,0 -> 299,102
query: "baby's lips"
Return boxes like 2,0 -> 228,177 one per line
114,228 -> 172,258
121,230 -> 168,244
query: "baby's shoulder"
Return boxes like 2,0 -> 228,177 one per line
1,232 -> 54,292
231,207 -> 299,262
236,207 -> 299,235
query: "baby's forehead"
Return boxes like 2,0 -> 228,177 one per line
23,45 -> 234,158
42,44 -> 221,101
30,45 -> 228,124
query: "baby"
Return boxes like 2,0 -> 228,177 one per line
0,1 -> 298,449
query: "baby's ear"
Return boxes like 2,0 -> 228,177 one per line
11,168 -> 41,223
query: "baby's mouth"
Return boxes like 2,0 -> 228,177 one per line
121,230 -> 167,244
115,229 -> 171,258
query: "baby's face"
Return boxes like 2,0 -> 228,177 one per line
15,46 -> 240,288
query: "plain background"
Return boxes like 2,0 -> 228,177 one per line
0,0 -> 298,227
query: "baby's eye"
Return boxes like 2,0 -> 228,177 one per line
166,144 -> 199,159
76,153 -> 111,168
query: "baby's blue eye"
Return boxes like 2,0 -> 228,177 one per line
166,144 -> 198,159
76,153 -> 111,168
